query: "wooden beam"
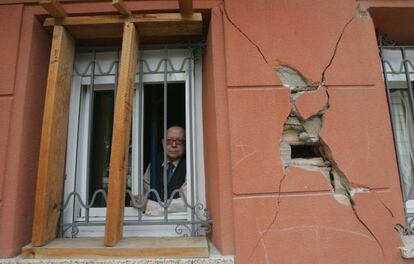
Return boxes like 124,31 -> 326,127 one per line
104,21 -> 139,247
43,13 -> 202,27
178,0 -> 193,17
31,25 -> 75,246
42,13 -> 203,40
40,0 -> 67,18
112,0 -> 131,16
22,237 -> 209,259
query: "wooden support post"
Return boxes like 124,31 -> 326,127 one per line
31,25 -> 75,246
40,0 -> 67,18
112,0 -> 131,16
178,0 -> 193,17
104,21 -> 139,246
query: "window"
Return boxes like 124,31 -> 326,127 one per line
62,46 -> 209,238
31,12 -> 208,250
378,32 -> 414,224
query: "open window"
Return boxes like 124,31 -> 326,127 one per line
28,6 -> 211,256
378,32 -> 414,225
62,47 -> 208,238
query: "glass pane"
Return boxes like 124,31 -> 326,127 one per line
140,83 -> 186,206
390,88 -> 414,200
89,90 -> 114,207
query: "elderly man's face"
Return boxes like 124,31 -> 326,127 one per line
164,126 -> 185,161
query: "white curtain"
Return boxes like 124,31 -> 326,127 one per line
391,90 -> 414,200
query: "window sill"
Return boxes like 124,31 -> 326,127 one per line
21,237 -> 210,260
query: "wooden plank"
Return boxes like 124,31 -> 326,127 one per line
42,13 -> 203,40
43,13 -> 202,27
39,0 -> 67,18
112,0 -> 131,16
178,0 -> 193,17
104,21 -> 139,247
31,25 -> 75,246
22,237 -> 209,259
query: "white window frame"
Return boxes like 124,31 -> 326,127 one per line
381,47 -> 414,219
62,48 -> 205,237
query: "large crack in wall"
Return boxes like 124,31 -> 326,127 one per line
277,65 -> 369,204
221,3 -> 391,260
276,65 -> 384,257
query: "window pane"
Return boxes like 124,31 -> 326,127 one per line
89,90 -> 114,207
142,83 -> 186,203
390,88 -> 414,200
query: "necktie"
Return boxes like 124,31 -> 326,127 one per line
167,162 -> 175,183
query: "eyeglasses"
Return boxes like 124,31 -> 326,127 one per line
167,138 -> 185,146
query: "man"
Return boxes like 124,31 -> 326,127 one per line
132,126 -> 187,215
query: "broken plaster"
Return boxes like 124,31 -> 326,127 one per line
277,65 -> 384,256
220,2 -> 393,260
277,65 -> 369,203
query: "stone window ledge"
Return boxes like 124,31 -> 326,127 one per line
0,243 -> 234,264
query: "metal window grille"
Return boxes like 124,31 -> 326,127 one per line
60,44 -> 211,238
378,32 -> 414,231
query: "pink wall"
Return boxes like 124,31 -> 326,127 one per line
0,5 -> 51,257
203,6 -> 235,254
222,0 -> 406,263
0,0 -> 410,262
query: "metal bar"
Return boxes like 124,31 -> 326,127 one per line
62,219 -> 210,227
114,48 -> 120,97
188,49 -> 196,236
85,49 -> 97,224
69,85 -> 84,238
401,48 -> 414,118
163,48 -> 168,221
150,89 -> 158,200
137,51 -> 144,221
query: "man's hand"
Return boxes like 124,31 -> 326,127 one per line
131,194 -> 148,210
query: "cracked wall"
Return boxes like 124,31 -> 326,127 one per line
225,0 -> 406,263
277,65 -> 368,204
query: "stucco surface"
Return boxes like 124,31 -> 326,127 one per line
202,6 -> 235,255
223,0 -> 407,263
0,5 -> 50,257
323,16 -> 381,86
321,87 -> 399,189
0,0 -> 410,262
282,167 -> 332,193
0,4 -> 23,95
233,193 -> 404,264
228,88 -> 290,194
0,98 -> 13,203
223,0 -> 359,87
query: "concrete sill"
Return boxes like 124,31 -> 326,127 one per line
0,240 -> 234,264
22,237 -> 209,259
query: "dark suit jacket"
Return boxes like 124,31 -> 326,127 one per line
151,155 -> 186,201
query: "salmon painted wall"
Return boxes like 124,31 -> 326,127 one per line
219,0 -> 407,263
0,0 -> 410,262
0,5 -> 51,257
